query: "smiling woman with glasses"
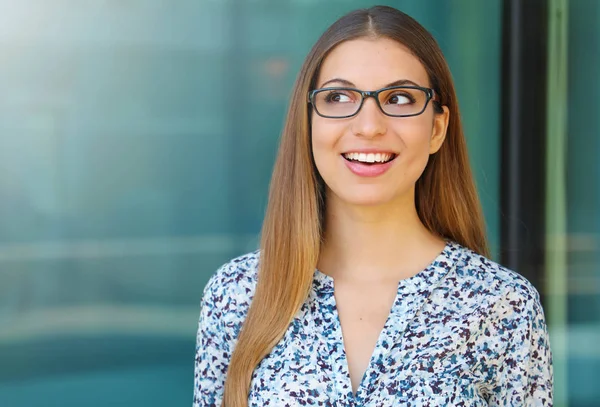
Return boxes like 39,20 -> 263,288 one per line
194,5 -> 553,407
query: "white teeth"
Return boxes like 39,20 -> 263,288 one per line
343,152 -> 394,163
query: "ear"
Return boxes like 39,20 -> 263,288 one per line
429,105 -> 450,154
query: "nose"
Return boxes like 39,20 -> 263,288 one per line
351,96 -> 387,138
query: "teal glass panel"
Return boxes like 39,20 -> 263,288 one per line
565,0 -> 600,405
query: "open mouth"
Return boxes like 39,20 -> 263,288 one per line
342,152 -> 397,165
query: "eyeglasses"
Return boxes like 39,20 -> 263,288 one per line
307,85 -> 437,119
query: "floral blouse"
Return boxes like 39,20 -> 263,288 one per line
193,241 -> 553,406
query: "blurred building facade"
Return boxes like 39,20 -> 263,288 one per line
0,0 -> 597,406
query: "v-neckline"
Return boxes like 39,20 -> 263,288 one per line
332,283 -> 402,399
312,240 -> 458,404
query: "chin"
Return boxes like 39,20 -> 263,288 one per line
334,189 -> 399,207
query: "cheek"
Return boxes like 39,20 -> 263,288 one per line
311,119 -> 343,167
405,133 -> 433,159
394,120 -> 435,174
311,116 -> 340,145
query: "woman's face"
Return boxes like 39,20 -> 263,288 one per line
311,37 -> 449,208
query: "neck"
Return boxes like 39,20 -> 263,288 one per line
318,189 -> 446,283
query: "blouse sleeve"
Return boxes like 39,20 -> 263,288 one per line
487,289 -> 554,406
193,271 -> 232,407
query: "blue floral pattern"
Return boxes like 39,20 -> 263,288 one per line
194,241 -> 553,406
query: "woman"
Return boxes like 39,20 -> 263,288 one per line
194,6 -> 553,407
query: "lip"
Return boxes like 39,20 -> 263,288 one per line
341,153 -> 397,177
342,148 -> 397,155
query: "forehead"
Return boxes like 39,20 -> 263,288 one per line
316,37 -> 430,89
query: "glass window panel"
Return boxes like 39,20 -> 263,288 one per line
565,0 -> 600,405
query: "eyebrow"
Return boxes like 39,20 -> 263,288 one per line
318,78 -> 423,89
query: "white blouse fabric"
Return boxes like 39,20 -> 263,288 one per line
194,241 -> 553,406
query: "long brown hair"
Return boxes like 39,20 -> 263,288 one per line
222,6 -> 489,406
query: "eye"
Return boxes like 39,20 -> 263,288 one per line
324,91 -> 355,103
387,92 -> 415,105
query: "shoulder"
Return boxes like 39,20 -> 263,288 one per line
200,250 -> 260,330
454,244 -> 542,301
203,250 -> 260,299
450,243 -> 545,320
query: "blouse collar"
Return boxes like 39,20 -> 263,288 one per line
312,240 -> 463,296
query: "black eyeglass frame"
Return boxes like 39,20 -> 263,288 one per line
307,85 -> 438,119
